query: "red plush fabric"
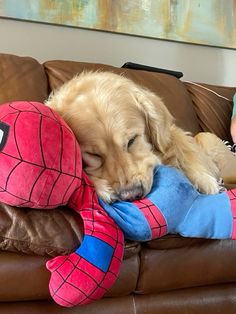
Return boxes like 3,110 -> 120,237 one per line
0,101 -> 124,307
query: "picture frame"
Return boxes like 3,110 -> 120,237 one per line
0,0 -> 235,50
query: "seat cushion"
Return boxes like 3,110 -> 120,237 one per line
136,238 -> 236,293
0,251 -> 140,301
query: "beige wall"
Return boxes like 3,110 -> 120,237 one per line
0,18 -> 235,86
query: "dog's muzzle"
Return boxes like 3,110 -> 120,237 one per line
118,183 -> 145,201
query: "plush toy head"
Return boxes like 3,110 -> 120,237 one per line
0,101 -> 82,208
0,101 -> 124,308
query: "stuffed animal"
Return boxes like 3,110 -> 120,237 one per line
0,101 -> 124,307
101,165 -> 236,241
0,101 -> 236,309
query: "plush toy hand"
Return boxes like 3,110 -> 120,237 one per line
101,166 -> 236,241
46,173 -> 124,307
0,101 -> 124,307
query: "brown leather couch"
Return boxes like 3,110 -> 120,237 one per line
0,53 -> 236,314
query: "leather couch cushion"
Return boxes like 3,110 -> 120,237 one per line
1,284 -> 236,314
0,204 -> 84,256
146,234 -> 208,250
44,60 -> 201,134
0,251 -> 139,301
134,284 -> 236,314
185,81 -> 236,141
136,239 -> 236,293
0,203 -> 140,258
0,53 -> 48,104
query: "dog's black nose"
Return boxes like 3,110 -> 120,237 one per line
119,184 -> 144,201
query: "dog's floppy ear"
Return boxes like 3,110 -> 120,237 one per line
133,88 -> 174,153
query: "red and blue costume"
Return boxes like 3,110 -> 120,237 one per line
0,101 -> 124,307
0,101 -> 235,308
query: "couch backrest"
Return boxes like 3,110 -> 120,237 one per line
0,53 -> 48,104
43,60 -> 201,135
185,81 -> 235,140
0,53 -> 235,140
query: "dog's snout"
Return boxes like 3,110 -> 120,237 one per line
118,183 -> 145,201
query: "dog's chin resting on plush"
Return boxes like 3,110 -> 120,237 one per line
46,71 -> 226,203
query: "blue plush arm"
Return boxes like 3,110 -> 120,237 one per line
100,166 -> 236,241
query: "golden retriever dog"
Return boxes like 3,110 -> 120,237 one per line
46,71 -> 224,203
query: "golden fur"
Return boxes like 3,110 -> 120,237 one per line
46,71 -> 223,203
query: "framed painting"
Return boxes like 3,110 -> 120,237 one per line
0,0 -> 235,49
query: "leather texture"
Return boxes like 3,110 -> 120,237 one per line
185,81 -> 235,140
0,53 -> 236,312
0,53 -> 48,104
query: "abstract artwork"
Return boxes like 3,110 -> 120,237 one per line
0,0 -> 235,49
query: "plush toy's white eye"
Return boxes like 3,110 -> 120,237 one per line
83,152 -> 103,170
0,122 -> 9,151
0,129 -> 3,144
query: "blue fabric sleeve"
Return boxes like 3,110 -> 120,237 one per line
99,198 -> 152,241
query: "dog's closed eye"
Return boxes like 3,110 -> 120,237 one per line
83,152 -> 103,170
127,135 -> 138,150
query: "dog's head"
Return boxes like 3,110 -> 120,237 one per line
46,71 -> 174,202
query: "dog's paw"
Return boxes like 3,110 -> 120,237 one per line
195,175 -> 221,195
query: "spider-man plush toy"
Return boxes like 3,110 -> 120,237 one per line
0,101 -> 236,308
0,101 -> 124,307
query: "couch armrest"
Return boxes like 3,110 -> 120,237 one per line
0,204 -> 84,257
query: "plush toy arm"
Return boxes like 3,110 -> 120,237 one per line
99,197 -> 155,241
102,166 -> 236,241
46,173 -> 124,307
177,189 -> 236,239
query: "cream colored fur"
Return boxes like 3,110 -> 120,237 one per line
46,71 -> 223,203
